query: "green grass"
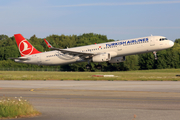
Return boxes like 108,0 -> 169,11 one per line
0,97 -> 40,119
0,69 -> 179,81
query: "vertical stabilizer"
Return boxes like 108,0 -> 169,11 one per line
14,34 -> 41,57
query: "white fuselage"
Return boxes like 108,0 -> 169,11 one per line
15,36 -> 174,65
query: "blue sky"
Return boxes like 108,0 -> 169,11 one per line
0,0 -> 180,41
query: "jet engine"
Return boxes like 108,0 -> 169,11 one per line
92,53 -> 111,62
108,56 -> 126,63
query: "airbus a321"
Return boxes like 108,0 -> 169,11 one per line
10,34 -> 174,69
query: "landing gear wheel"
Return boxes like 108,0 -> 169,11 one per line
96,65 -> 102,70
86,64 -> 92,69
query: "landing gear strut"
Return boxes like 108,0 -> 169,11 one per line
86,60 -> 92,69
153,51 -> 158,60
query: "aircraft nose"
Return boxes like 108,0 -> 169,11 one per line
169,41 -> 174,47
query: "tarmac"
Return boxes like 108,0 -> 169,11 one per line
0,81 -> 180,120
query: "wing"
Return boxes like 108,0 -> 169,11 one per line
44,39 -> 96,58
50,47 -> 95,58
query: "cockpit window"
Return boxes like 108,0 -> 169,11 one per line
159,38 -> 168,41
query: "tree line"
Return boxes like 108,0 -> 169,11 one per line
0,33 -> 179,71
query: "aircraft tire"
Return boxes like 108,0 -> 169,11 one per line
86,65 -> 92,69
96,65 -> 102,70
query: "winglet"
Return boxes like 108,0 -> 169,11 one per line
44,39 -> 53,48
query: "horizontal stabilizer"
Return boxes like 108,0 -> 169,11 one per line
9,57 -> 29,60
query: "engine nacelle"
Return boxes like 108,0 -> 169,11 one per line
109,56 -> 126,63
92,53 -> 111,62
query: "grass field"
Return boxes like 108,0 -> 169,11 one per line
0,69 -> 180,81
0,97 -> 40,119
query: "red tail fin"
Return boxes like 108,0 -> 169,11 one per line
14,34 -> 41,57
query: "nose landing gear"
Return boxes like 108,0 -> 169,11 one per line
86,64 -> 102,70
153,51 -> 158,60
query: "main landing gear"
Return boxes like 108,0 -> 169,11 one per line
86,64 -> 92,69
153,51 -> 158,60
86,64 -> 102,70
96,64 -> 102,69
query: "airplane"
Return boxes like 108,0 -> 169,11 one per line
10,34 -> 174,69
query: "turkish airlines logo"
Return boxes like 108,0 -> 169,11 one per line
19,40 -> 33,56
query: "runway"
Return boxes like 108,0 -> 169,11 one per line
0,81 -> 180,120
